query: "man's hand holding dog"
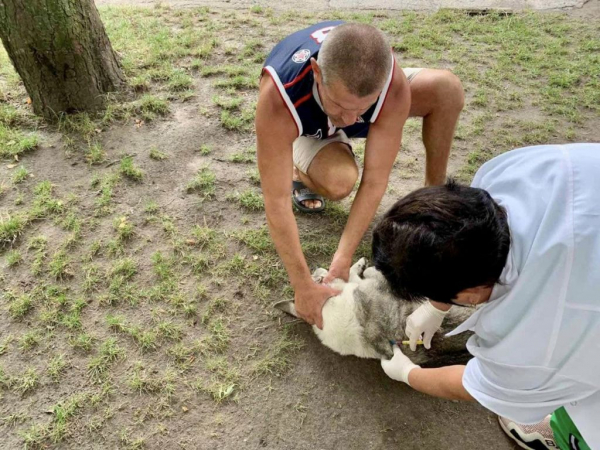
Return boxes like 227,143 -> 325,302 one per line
323,254 -> 351,284
295,282 -> 340,330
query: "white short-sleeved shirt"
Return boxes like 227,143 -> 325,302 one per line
446,144 -> 600,446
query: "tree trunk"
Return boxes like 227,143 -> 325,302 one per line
0,0 -> 125,120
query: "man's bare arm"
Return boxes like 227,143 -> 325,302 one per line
330,67 -> 411,273
256,75 -> 338,328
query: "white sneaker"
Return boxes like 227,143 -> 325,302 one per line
498,415 -> 557,450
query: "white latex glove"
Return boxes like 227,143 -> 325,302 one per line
405,301 -> 449,351
381,345 -> 420,385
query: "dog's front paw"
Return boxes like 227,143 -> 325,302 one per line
349,257 -> 367,281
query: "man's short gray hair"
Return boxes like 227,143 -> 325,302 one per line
318,23 -> 392,98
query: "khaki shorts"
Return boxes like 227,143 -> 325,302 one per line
293,67 -> 424,174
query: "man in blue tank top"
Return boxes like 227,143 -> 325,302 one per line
256,22 -> 464,329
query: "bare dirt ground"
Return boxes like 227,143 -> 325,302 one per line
1,5 -> 598,450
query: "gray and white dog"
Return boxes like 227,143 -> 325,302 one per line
275,258 -> 473,367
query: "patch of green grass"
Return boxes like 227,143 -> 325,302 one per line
0,214 -> 27,247
120,156 -> 144,181
93,172 -> 120,216
48,354 -> 69,382
114,216 -> 135,241
201,297 -> 229,324
219,109 -> 254,131
48,394 -> 88,443
0,335 -> 13,356
12,165 -> 29,184
254,326 -> 304,377
86,142 -> 106,165
149,146 -> 168,160
58,112 -> 97,140
19,330 -> 41,351
186,166 -> 216,197
13,367 -> 39,394
70,333 -> 94,352
167,69 -> 194,92
229,147 -> 255,163
200,316 -> 230,354
19,423 -> 49,448
247,168 -> 261,185
0,123 -> 39,159
199,144 -> 212,155
1,412 -> 28,427
230,189 -> 264,211
7,292 -> 33,319
128,362 -> 175,396
193,356 -> 239,403
5,249 -> 22,267
167,341 -> 198,367
233,227 -> 275,253
30,181 -> 65,219
156,321 -> 183,341
212,95 -> 242,111
138,94 -> 169,121
48,250 -> 73,279
88,338 -> 126,382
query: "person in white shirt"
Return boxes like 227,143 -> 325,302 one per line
372,143 -> 600,450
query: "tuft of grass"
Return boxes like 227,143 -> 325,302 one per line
186,166 -> 216,197
254,326 -> 304,377
93,172 -> 120,216
12,165 -> 29,183
229,146 -> 255,163
199,144 -> 212,155
138,94 -> 169,120
120,156 -> 144,181
8,292 -> 33,319
48,354 -> 69,382
167,69 -> 194,92
14,367 -> 39,394
212,95 -> 242,111
114,216 -> 135,241
1,412 -> 29,427
128,362 -> 175,396
88,338 -> 126,382
0,214 -> 27,247
5,249 -> 22,267
230,189 -> 264,211
149,146 -> 168,160
220,109 -> 254,131
70,333 -> 94,352
19,330 -> 41,351
199,316 -> 230,354
48,250 -> 73,279
86,142 -> 106,165
0,335 -> 13,356
0,123 -> 38,159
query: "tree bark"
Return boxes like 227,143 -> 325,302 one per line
0,0 -> 125,120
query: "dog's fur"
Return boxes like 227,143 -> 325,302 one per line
275,258 -> 473,367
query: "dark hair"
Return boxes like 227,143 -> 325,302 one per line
372,180 -> 510,304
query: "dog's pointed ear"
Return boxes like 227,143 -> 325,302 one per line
311,267 -> 328,284
273,300 -> 299,318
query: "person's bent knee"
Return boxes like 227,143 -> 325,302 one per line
439,70 -> 465,112
321,164 -> 358,201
